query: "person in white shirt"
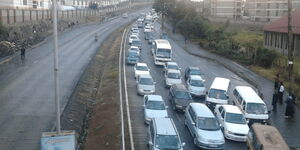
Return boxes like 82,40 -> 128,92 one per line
278,82 -> 284,104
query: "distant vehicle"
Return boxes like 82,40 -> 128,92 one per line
232,86 -> 269,124
164,69 -> 182,88
184,67 -> 203,80
131,28 -> 139,35
185,103 -> 225,149
143,95 -> 168,124
164,62 -> 180,73
131,39 -> 142,50
122,13 -> 128,18
247,123 -> 290,150
186,75 -> 206,97
161,32 -> 168,39
144,25 -> 152,33
144,29 -> 152,40
206,77 -> 230,108
153,39 -> 172,66
128,46 -> 140,56
136,74 -> 156,95
214,105 -> 249,142
148,35 -> 155,44
126,50 -> 139,65
147,118 -> 186,150
134,63 -> 150,79
168,84 -> 192,111
129,34 -> 139,44
131,26 -> 138,32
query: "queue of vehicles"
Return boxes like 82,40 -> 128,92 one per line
126,10 -> 289,150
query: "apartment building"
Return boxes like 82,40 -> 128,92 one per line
245,0 -> 300,22
209,0 -> 243,19
0,0 -> 51,9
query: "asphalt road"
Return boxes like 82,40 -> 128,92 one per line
0,9 -> 147,150
126,22 -> 251,149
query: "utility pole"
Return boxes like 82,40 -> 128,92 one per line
52,0 -> 61,135
287,0 -> 294,93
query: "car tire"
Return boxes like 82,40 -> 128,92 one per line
193,136 -> 197,146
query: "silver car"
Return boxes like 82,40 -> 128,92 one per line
187,75 -> 206,97
143,95 -> 168,124
164,69 -> 182,88
136,74 -> 155,95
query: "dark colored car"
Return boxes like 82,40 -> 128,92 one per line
185,67 -> 203,80
126,50 -> 139,64
168,84 -> 193,111
161,32 -> 168,39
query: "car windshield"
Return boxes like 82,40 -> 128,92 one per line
131,36 -> 138,39
136,66 -> 148,71
168,64 -> 179,70
155,135 -> 181,149
139,78 -> 153,85
157,49 -> 171,58
168,72 -> 180,79
190,69 -> 202,75
198,117 -> 220,130
246,103 -> 267,114
208,89 -> 228,100
190,79 -> 204,87
225,113 -> 246,124
131,47 -> 139,51
175,90 -> 191,99
128,52 -> 138,57
146,101 -> 165,110
132,41 -> 141,46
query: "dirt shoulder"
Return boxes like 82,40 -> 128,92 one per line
61,27 -> 124,150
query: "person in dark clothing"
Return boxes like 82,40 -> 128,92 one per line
272,93 -> 278,111
285,94 -> 295,118
278,82 -> 284,104
274,74 -> 279,92
20,48 -> 26,62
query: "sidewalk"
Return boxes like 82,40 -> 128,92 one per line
164,23 -> 300,149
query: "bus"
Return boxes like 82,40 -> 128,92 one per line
152,39 -> 172,66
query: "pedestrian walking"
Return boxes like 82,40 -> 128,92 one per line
285,94 -> 295,118
20,47 -> 26,62
274,74 -> 280,92
272,93 -> 278,111
278,82 -> 284,104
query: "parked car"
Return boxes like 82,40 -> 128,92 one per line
164,69 -> 182,88
147,117 -> 185,150
187,75 -> 206,97
134,63 -> 150,79
214,104 -> 249,142
129,34 -> 140,44
143,95 -> 168,124
128,46 -> 140,56
185,103 -> 225,149
136,74 -> 155,95
126,50 -> 139,65
164,62 -> 180,73
168,84 -> 193,111
184,67 -> 203,80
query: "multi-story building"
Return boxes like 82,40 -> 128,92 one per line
209,0 -> 243,19
0,0 -> 51,9
245,0 -> 300,22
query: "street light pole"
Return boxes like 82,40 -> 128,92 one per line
287,0 -> 294,93
52,0 -> 61,135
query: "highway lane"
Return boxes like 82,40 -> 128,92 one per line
126,21 -> 251,149
0,9 -> 148,150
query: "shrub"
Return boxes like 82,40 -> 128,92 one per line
256,48 -> 279,68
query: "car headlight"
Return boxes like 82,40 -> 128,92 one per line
225,130 -> 234,135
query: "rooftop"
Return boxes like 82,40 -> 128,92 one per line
235,86 -> 264,103
190,103 -> 215,118
222,105 -> 243,114
146,95 -> 163,101
263,9 -> 300,35
154,118 -> 177,135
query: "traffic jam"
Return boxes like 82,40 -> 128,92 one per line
125,9 -> 290,150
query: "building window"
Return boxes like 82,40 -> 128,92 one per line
257,3 -> 261,7
276,11 -> 279,16
40,1 -> 43,7
23,0 -> 27,5
33,1 -> 38,8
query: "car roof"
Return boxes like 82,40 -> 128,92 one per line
172,84 -> 187,90
128,50 -> 138,54
154,39 -> 171,49
167,62 -> 178,66
190,103 -> 215,118
167,69 -> 180,73
210,77 -> 230,91
222,105 -> 243,114
190,75 -> 203,80
147,95 -> 163,101
130,46 -> 139,49
188,66 -> 200,70
139,74 -> 152,78
154,118 -> 177,135
235,86 -> 264,104
136,63 -> 147,66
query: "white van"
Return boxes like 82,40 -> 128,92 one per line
206,77 -> 230,108
232,86 -> 269,124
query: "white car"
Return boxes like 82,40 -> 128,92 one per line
214,104 -> 249,142
129,34 -> 139,44
128,46 -> 140,56
164,62 -> 180,73
187,75 -> 206,97
134,63 -> 150,79
144,25 -> 152,33
164,69 -> 182,88
143,95 -> 168,124
136,74 -> 156,95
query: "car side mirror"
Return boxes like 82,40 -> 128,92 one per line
246,120 -> 250,124
191,122 -> 195,126
149,141 -> 153,146
219,124 -> 223,127
165,106 -> 169,109
182,142 -> 186,147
